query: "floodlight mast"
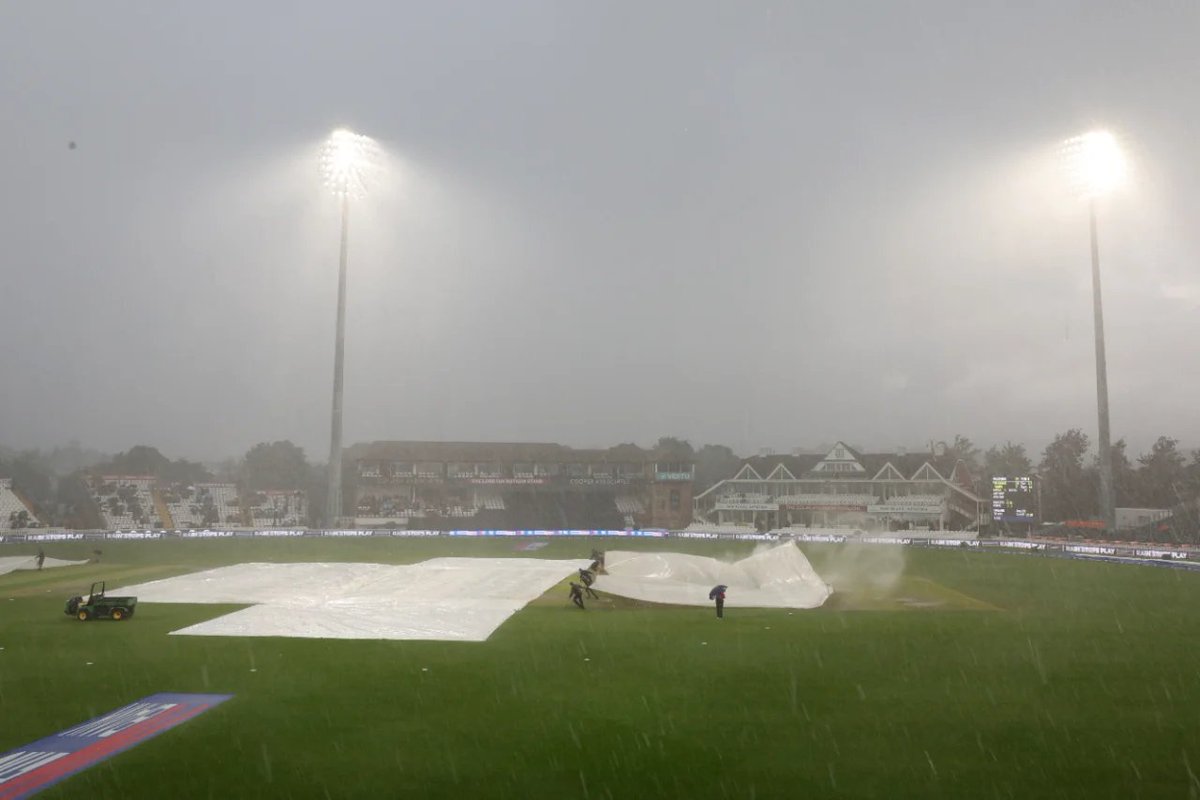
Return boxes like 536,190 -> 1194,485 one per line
321,128 -> 378,528
1064,130 -> 1126,532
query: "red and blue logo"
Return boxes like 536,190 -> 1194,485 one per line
0,693 -> 232,800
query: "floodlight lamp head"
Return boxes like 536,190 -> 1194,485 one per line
320,128 -> 380,199
1062,130 -> 1126,199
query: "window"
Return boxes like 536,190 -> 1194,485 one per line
670,490 -> 680,510
447,462 -> 473,478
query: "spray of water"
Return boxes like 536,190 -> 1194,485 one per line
814,543 -> 907,596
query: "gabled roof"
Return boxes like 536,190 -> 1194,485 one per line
871,462 -> 906,480
823,441 -> 860,461
741,454 -> 824,478
731,463 -> 764,481
949,461 -> 974,490
910,462 -> 945,481
720,447 -> 972,481
765,463 -> 797,481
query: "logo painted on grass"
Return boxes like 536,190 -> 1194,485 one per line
0,693 -> 231,800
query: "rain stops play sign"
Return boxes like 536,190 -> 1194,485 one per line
0,693 -> 232,800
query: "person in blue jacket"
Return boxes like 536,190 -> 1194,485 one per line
708,584 -> 727,619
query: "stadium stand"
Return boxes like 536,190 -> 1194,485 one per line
347,440 -> 695,530
478,492 -> 506,511
696,441 -> 982,531
247,490 -> 308,527
1114,497 -> 1200,545
162,482 -> 243,529
0,478 -> 42,530
91,476 -> 163,529
615,494 -> 645,515
777,493 -> 881,507
881,494 -> 946,505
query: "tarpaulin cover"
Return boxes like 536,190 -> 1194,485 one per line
115,558 -> 591,641
593,542 -> 831,608
0,556 -> 89,577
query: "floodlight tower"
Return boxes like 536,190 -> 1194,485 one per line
1063,130 -> 1126,532
320,128 -> 379,527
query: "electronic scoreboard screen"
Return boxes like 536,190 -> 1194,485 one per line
992,476 -> 1036,523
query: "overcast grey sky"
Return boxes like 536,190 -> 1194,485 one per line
1,1 -> 1197,463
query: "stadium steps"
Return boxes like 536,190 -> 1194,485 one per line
153,490 -> 175,529
9,485 -> 44,526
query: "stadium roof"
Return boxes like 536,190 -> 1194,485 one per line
715,441 -> 974,488
345,441 -> 679,464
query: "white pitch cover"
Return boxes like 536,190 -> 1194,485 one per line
0,555 -> 90,576
593,542 -> 832,609
115,558 -> 592,642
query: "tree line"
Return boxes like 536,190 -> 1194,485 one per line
0,440 -> 323,528
2,433 -> 1197,528
944,432 -> 1200,522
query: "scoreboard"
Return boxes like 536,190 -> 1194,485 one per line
992,476 -> 1036,523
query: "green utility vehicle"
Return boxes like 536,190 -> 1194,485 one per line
65,581 -> 137,621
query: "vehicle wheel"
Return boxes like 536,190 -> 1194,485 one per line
77,610 -> 90,621
111,609 -> 125,621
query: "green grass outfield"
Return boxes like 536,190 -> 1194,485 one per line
3,537 -> 1200,798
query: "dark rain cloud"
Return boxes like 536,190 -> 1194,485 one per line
1,1 -> 1197,462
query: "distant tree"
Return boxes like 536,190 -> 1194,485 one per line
306,462 -> 329,527
0,451 -> 61,523
161,458 -> 212,485
1136,436 -> 1188,509
43,442 -> 108,476
694,444 -> 743,492
1,451 -> 54,518
57,471 -> 102,529
983,442 -> 1033,480
107,445 -> 172,476
945,435 -> 982,474
654,437 -> 695,460
210,458 -> 242,483
242,441 -> 310,491
1039,429 -> 1092,522
1088,439 -> 1137,509
1188,450 -> 1200,498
